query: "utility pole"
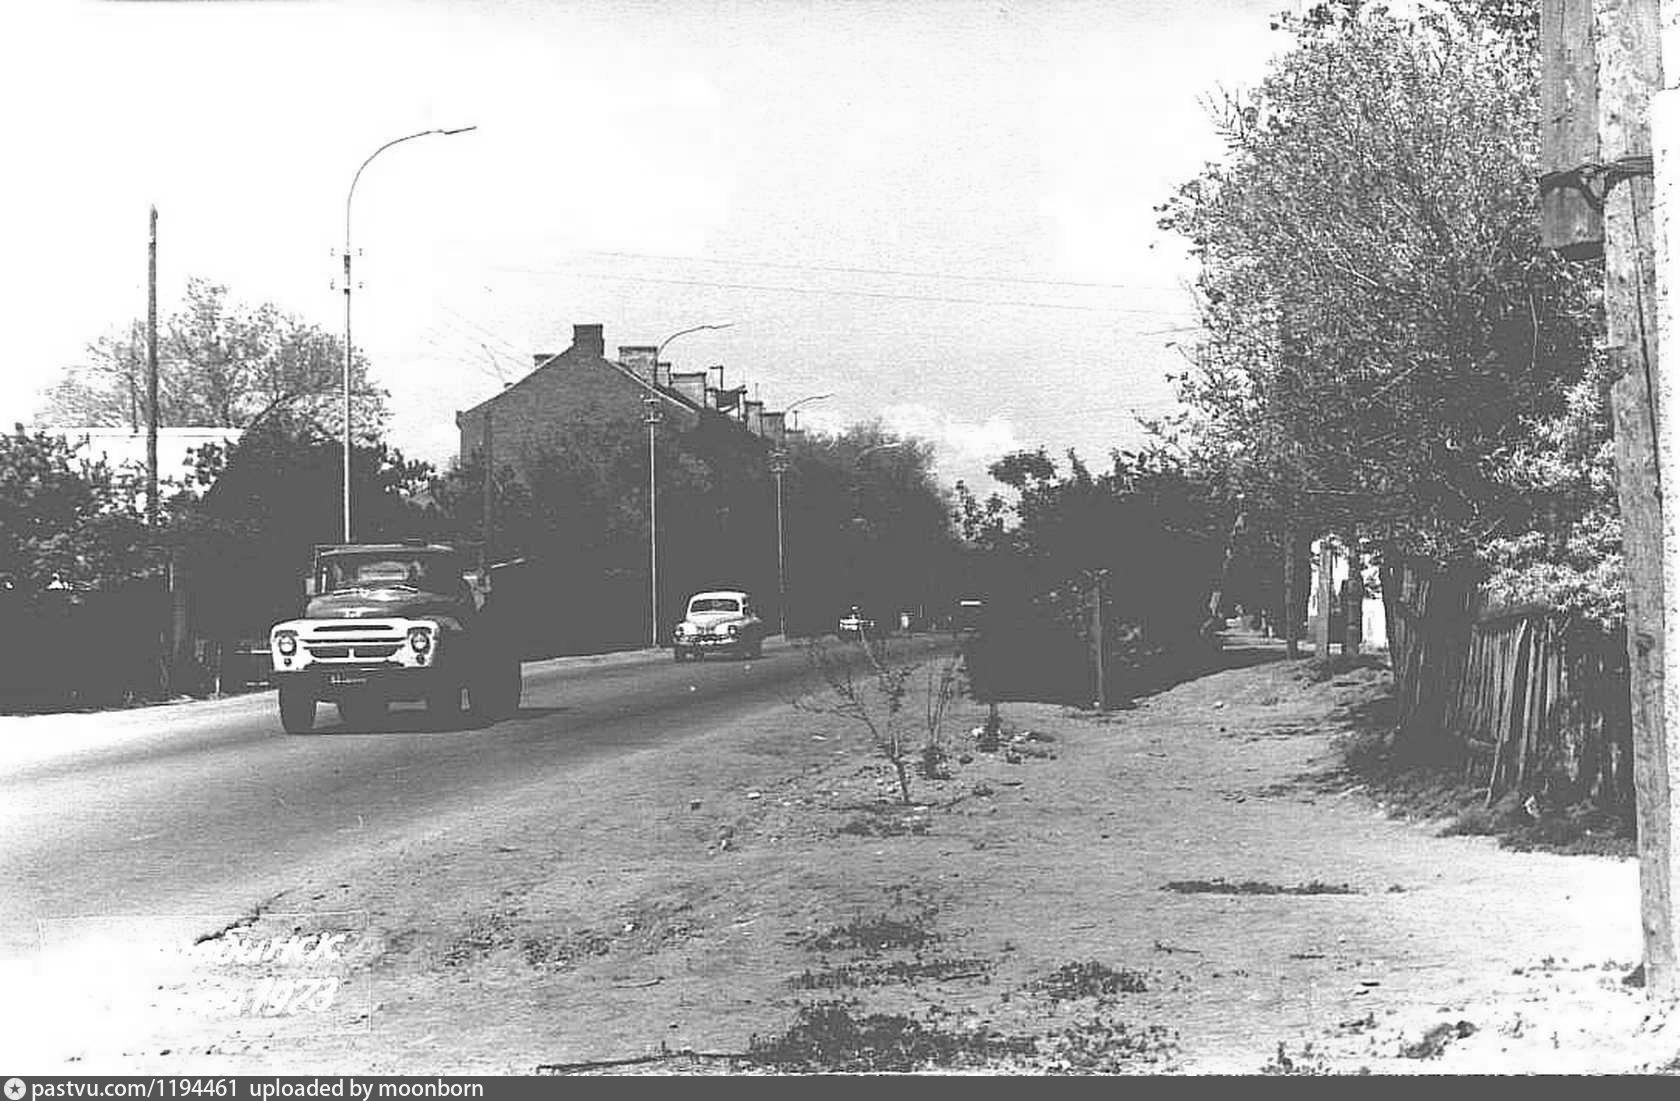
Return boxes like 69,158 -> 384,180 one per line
1282,521 -> 1300,659
481,409 -> 495,571
1548,0 -> 1675,997
146,206 -> 159,529
1090,570 -> 1108,710
645,394 -> 661,648
1313,537 -> 1333,660
771,450 -> 789,637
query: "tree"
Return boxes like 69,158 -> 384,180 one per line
0,426 -> 156,593
1158,0 -> 1602,564
40,278 -> 388,438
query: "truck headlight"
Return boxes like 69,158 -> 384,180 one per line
725,623 -> 740,636
407,627 -> 433,654
275,631 -> 298,656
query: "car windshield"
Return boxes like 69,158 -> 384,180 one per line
689,597 -> 741,614
322,552 -> 460,594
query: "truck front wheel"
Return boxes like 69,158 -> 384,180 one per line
279,683 -> 317,734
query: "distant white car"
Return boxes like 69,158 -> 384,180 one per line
672,590 -> 765,661
837,605 -> 876,640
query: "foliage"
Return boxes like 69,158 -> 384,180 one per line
427,412 -> 960,651
180,420 -> 441,640
953,442 -> 1226,703
1158,0 -> 1602,566
40,278 -> 387,438
0,426 -> 159,593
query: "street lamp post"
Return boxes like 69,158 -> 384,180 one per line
770,394 -> 831,637
646,323 -> 732,646
770,450 -> 790,637
645,394 -> 662,648
341,125 -> 476,542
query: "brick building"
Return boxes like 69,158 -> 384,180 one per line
454,322 -> 789,484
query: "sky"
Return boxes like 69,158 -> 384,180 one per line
1,0 -> 1295,497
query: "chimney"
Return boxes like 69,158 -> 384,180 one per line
572,324 -> 605,358
618,345 -> 657,381
670,370 -> 707,405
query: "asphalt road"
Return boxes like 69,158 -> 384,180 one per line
0,634 -> 951,960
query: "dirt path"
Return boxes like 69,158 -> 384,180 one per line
27,630 -> 1674,1075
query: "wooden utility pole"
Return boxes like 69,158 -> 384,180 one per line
1090,570 -> 1107,710
1602,0 -> 1673,999
1548,0 -> 1675,997
1282,522 -> 1300,659
146,206 -> 159,528
481,408 -> 495,571
1313,537 -> 1334,660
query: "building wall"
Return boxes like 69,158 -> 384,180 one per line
455,325 -> 701,484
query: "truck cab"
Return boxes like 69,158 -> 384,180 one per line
268,542 -> 521,733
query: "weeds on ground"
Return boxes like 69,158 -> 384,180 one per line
1331,693 -> 1635,857
745,1001 -> 1035,1072
796,640 -> 960,805
789,956 -> 993,990
1034,960 -> 1149,1002
746,1001 -> 1177,1074
1297,653 -> 1389,684
1161,878 -> 1358,896
798,907 -> 941,954
1261,1041 -> 1364,1075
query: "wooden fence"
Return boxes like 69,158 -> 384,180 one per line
1383,557 -> 1634,811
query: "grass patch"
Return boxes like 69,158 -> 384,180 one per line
1331,694 -> 1635,858
1034,960 -> 1149,1001
790,957 -> 992,990
799,908 -> 940,954
745,1001 -> 1177,1074
745,1001 -> 1034,1073
1162,879 -> 1358,896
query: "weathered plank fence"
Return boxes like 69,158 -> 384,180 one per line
1382,557 -> 1634,811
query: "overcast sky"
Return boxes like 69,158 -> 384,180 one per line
2,0 -> 1292,495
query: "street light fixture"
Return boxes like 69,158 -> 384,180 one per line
646,323 -> 733,647
341,125 -> 477,542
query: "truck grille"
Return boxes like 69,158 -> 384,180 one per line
301,623 -> 405,662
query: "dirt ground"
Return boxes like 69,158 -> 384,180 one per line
34,628 -> 1679,1075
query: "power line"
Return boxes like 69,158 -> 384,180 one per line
583,248 -> 1180,293
486,264 -> 1197,320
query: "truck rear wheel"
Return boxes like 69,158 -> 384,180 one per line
469,659 -> 521,722
426,684 -> 463,725
279,683 -> 316,734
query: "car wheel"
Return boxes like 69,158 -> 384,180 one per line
337,692 -> 387,730
278,683 -> 316,734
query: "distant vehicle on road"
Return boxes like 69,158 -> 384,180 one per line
268,542 -> 522,734
837,605 -> 877,641
953,597 -> 986,638
672,590 -> 765,661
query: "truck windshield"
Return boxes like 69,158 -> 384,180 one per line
322,553 -> 460,593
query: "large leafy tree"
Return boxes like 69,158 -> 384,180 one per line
1158,0 -> 1601,564
0,427 -> 156,592
40,278 -> 387,438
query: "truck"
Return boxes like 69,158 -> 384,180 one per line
267,541 -> 522,734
